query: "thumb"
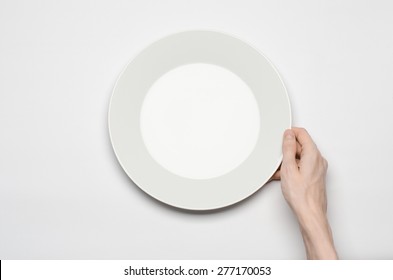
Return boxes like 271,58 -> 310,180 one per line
282,129 -> 298,170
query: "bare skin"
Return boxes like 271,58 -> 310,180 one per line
271,127 -> 338,260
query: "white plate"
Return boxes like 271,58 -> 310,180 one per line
109,31 -> 291,210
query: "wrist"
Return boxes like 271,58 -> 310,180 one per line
295,202 -> 326,225
295,208 -> 338,260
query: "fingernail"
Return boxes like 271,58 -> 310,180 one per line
285,129 -> 294,139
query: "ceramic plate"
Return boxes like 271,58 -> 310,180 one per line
109,31 -> 291,210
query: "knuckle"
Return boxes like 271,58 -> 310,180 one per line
298,127 -> 308,135
323,158 -> 329,169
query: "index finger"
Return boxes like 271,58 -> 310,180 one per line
291,127 -> 316,150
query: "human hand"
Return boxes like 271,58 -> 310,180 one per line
281,128 -> 328,216
272,127 -> 338,259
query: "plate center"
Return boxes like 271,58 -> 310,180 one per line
140,63 -> 260,180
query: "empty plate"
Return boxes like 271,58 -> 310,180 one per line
109,30 -> 291,210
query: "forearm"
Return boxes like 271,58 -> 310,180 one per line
297,210 -> 338,260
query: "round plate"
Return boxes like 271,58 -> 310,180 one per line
109,31 -> 291,210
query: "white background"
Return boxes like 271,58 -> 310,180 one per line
1,0 -> 392,259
